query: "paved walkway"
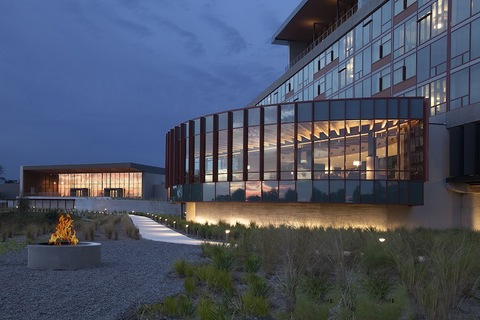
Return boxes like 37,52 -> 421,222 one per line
129,215 -> 204,246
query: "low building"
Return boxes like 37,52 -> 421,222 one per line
18,163 -> 172,212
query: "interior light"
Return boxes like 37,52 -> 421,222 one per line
353,160 -> 361,166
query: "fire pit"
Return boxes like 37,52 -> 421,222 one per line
27,213 -> 101,270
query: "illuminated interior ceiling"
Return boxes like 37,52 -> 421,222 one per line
272,0 -> 357,44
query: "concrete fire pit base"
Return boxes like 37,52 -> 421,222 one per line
28,242 -> 101,270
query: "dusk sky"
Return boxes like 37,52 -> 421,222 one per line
0,0 -> 298,180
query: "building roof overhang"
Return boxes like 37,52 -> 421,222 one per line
22,163 -> 165,175
272,0 -> 356,45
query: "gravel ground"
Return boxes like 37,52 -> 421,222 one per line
0,239 -> 202,320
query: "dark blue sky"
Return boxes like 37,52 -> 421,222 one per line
0,0 -> 297,179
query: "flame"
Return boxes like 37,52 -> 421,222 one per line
49,213 -> 79,246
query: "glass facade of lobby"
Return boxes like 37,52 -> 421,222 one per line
166,97 -> 426,205
57,172 -> 142,198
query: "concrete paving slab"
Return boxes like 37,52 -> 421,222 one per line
129,215 -> 204,246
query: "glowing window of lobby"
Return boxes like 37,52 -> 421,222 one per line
58,172 -> 142,198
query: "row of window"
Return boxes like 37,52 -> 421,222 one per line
57,173 -> 143,198
166,98 -> 426,190
169,180 -> 423,205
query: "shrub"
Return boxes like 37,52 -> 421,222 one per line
244,253 -> 261,274
103,222 -> 115,239
25,224 -> 38,243
293,294 -> 330,320
244,274 -> 270,298
184,277 -> 197,296
174,260 -> 195,277
195,264 -> 234,295
242,293 -> 269,317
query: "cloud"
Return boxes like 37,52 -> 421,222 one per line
202,14 -> 247,54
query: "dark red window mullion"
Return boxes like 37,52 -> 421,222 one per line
175,126 -> 181,186
169,130 -> 175,187
227,112 -> 233,182
423,98 -> 429,182
165,131 -> 171,188
243,109 -> 248,182
199,118 -> 206,183
188,121 -> 195,185
259,107 -> 265,181
293,103 -> 298,181
406,99 -> 411,204
276,105 -> 281,181
213,115 -> 219,182
180,123 -> 187,186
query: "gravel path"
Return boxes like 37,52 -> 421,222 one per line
0,239 -> 202,320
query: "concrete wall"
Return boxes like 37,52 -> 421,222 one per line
20,197 -> 180,215
74,198 -> 180,215
187,202 -> 411,230
407,120 -> 463,229
461,194 -> 480,230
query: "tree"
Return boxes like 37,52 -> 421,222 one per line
0,165 -> 4,183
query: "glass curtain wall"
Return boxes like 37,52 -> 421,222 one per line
167,98 -> 425,205
58,172 -> 142,198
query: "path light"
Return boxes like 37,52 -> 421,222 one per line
225,229 -> 231,242
185,224 -> 189,234
173,221 -> 177,229
379,237 -> 386,243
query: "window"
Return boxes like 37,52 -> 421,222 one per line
394,0 -> 416,15
472,18 -> 480,59
451,25 -> 470,68
470,63 -> 480,104
430,37 -> 447,77
393,17 -> 416,58
450,68 -> 469,109
372,67 -> 391,94
417,46 -> 430,82
393,54 -> 416,85
451,0 -> 470,25
372,34 -> 392,62
431,0 -> 448,37
418,8 -> 431,44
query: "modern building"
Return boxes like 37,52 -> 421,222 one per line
166,0 -> 480,230
21,163 -> 166,200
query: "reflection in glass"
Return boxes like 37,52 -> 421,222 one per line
279,181 -> 296,201
262,181 -> 279,202
246,181 -> 261,202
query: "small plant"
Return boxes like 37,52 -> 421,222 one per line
25,224 -> 38,243
293,294 -> 330,320
195,264 -> 234,295
244,273 -> 270,298
185,277 -> 197,296
174,260 -> 195,277
210,245 -> 238,272
245,253 -> 262,273
80,222 -> 95,241
242,293 -> 269,317
103,222 -> 115,239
